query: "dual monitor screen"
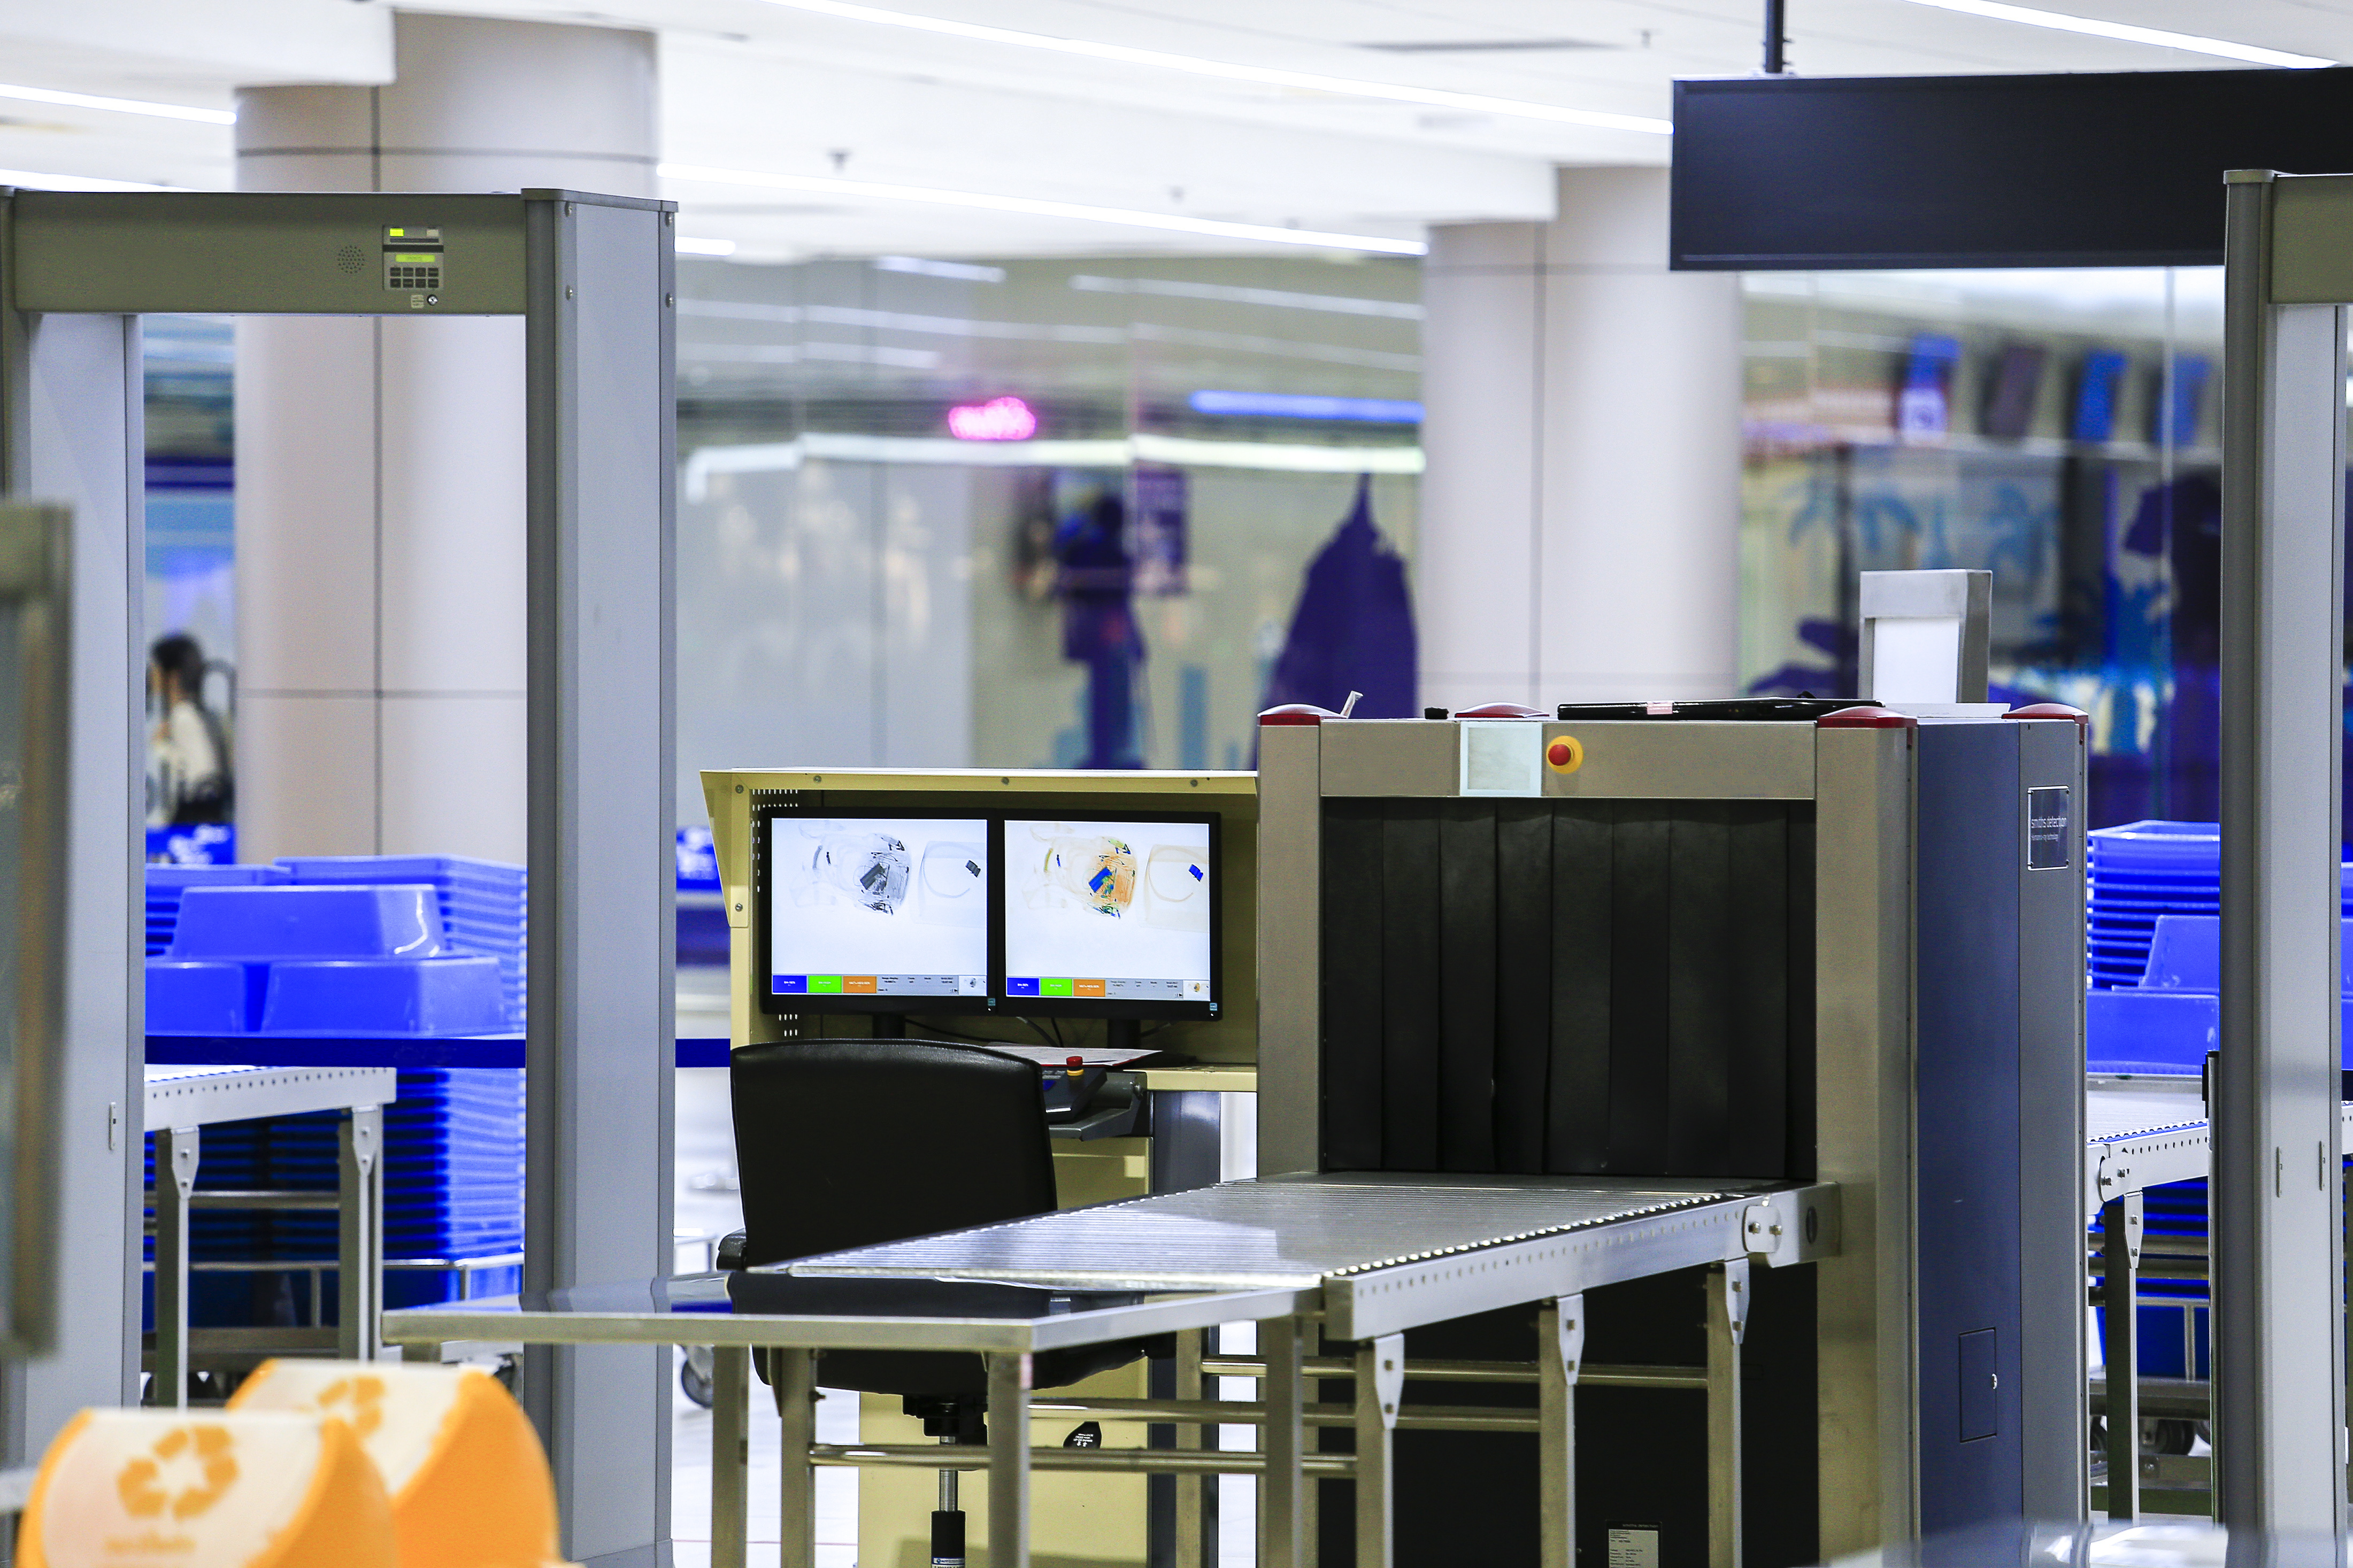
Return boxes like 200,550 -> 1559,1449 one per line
756,807 -> 1220,1022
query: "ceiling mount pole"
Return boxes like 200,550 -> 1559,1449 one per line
1764,0 -> 1787,73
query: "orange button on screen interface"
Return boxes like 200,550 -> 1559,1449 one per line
1545,736 -> 1584,775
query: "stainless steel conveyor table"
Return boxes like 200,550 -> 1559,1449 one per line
794,1170 -> 1841,1568
143,1065 -> 396,1405
382,1270 -> 1310,1568
2080,1079 -> 2353,1516
2085,1078 -> 2215,1214
386,1173 -> 1835,1567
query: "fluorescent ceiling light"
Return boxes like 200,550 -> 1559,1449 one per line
876,256 -> 1007,282
1189,390 -> 1424,423
753,0 -> 1672,135
676,236 -> 739,256
1073,274 -> 1422,320
1894,0 -> 2334,67
682,432 -> 1421,500
0,167 -> 176,192
659,163 -> 1426,255
0,83 -> 234,125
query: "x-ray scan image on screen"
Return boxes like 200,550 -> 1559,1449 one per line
1001,817 -> 1213,1006
765,816 -> 989,1002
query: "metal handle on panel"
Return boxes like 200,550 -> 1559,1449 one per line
0,505 -> 71,1354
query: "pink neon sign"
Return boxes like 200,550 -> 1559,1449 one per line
948,395 -> 1037,441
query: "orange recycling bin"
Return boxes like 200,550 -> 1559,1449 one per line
18,1408 -> 395,1568
230,1360 -> 569,1568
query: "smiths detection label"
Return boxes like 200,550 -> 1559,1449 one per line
1607,1525 -> 1661,1568
2027,786 -> 2071,870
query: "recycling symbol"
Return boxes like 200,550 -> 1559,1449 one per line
316,1374 -> 387,1439
116,1424 -> 240,1520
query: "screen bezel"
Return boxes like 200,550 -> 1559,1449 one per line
753,804 -> 997,1017
996,809 -> 1222,1023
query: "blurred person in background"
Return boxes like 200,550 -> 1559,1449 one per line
148,632 -> 233,826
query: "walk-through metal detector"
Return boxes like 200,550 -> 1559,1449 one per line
0,189 -> 678,1567
2217,169 -> 2353,1535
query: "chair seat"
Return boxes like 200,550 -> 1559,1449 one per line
790,1340 -> 1159,1398
728,1268 -> 1170,1395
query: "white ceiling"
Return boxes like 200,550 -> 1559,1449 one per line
2,0 -> 2351,257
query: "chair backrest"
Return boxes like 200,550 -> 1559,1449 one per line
730,1038 -> 1058,1268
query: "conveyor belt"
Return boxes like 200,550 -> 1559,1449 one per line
2082,1078 -> 2353,1211
143,1063 -> 398,1130
790,1171 -> 1839,1339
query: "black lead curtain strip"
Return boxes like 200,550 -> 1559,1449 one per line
1321,799 -> 1812,1180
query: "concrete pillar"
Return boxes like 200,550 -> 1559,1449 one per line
234,13 -> 656,863
1418,166 -> 1743,713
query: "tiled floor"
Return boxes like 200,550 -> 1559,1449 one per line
670,1369 -> 863,1568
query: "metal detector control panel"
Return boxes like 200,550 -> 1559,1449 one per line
383,225 -> 443,300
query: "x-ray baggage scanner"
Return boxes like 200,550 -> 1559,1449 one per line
1256,699 -> 2088,1554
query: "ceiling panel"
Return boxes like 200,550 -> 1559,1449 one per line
2,0 -> 2351,256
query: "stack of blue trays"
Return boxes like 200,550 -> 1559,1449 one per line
2087,821 -> 2221,991
149,884 -> 507,1037
142,854 -> 530,1314
143,1068 -> 526,1315
273,855 -> 527,1030
2086,821 -> 2353,1072
143,864 -> 288,957
382,1067 -> 526,1303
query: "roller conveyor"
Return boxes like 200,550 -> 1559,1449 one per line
2085,1079 -> 2210,1212
788,1170 -> 1839,1341
145,1063 -> 396,1130
2083,1077 -> 2353,1211
391,1171 -> 1844,1568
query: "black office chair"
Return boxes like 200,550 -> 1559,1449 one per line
720,1038 -> 1153,1563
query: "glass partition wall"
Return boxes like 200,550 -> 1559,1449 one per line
166,251 -> 2255,838
1740,267 -> 2229,831
674,252 -> 1423,812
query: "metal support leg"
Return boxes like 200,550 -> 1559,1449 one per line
1706,1262 -> 1749,1568
152,1126 -> 197,1408
2103,1193 -> 2144,1519
988,1351 -> 1033,1568
337,1106 -> 382,1362
1540,1296 -> 1587,1568
1175,1328 -> 1208,1568
1354,1333 -> 1403,1568
1261,1316 -> 1306,1567
936,1462 -> 966,1568
710,1345 -> 749,1568
1301,1326 -> 1320,1563
776,1348 -> 817,1568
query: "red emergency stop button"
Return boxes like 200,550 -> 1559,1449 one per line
1545,735 -> 1584,774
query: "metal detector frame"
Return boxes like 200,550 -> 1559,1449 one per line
2217,169 -> 2353,1535
0,188 -> 677,1567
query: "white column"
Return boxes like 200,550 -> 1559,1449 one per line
234,12 -> 655,862
1419,166 -> 1743,712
